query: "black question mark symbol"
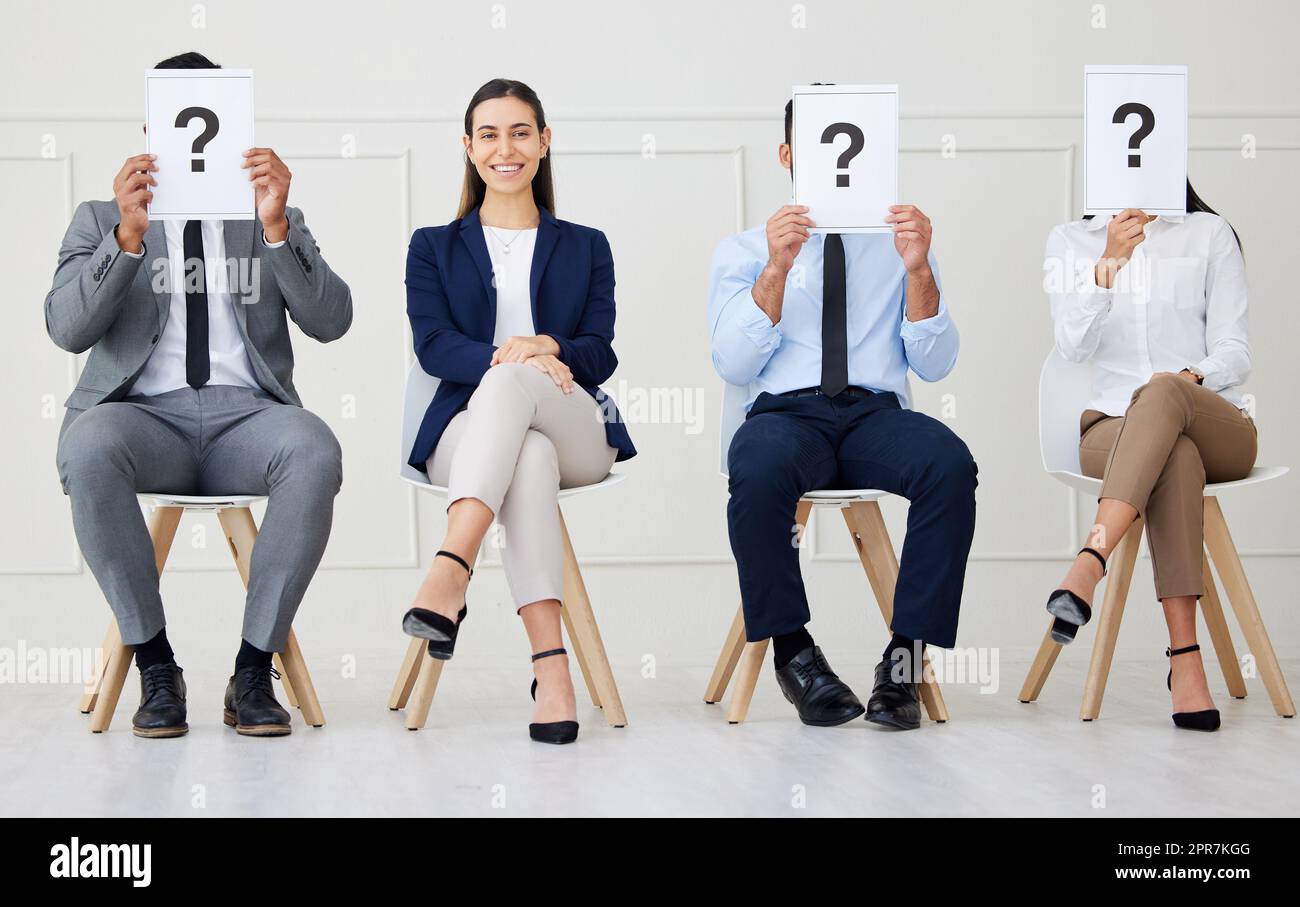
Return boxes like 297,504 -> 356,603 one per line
174,106 -> 220,172
820,122 -> 865,187
1112,102 -> 1155,168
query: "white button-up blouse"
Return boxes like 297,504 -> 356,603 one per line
1044,211 -> 1250,416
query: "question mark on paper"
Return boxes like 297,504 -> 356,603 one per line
820,122 -> 865,187
174,106 -> 220,172
1111,102 -> 1155,168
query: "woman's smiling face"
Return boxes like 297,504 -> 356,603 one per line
464,95 -> 550,198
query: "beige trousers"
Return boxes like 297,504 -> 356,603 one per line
427,362 -> 618,609
1079,373 -> 1257,600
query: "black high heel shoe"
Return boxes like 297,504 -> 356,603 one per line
401,550 -> 471,660
1045,546 -> 1107,644
529,647 -> 579,745
1167,644 -> 1221,731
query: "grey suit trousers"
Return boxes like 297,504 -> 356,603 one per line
56,385 -> 343,651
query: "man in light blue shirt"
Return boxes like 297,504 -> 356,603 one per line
707,94 -> 978,731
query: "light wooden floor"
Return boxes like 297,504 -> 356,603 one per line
3,655 -> 1296,817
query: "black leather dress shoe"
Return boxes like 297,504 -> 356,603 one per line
773,646 -> 865,727
865,657 -> 922,730
132,663 -> 188,738
223,665 -> 292,737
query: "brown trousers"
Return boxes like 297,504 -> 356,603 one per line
1079,373 -> 1257,600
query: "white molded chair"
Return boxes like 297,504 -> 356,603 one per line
387,361 -> 629,730
80,493 -> 325,733
1019,349 -> 1295,719
703,381 -> 949,724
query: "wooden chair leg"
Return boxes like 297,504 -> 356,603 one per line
272,652 -> 299,708
843,500 -> 948,721
1079,517 -> 1143,720
711,500 -> 809,718
726,638 -> 769,724
916,655 -> 950,722
88,634 -> 133,733
404,652 -> 445,730
557,508 -> 627,727
560,601 -> 602,709
704,605 -> 747,704
278,628 -> 324,727
80,621 -> 119,713
1200,551 -> 1247,700
88,504 -> 182,732
389,636 -> 426,710
217,506 -> 326,727
1203,497 -> 1295,717
1018,624 -> 1063,703
217,505 -> 257,584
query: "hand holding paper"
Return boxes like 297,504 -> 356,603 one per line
112,154 -> 158,252
242,147 -> 292,242
885,204 -> 933,274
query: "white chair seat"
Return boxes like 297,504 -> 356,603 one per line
137,492 -> 266,511
400,471 -> 627,500
1048,465 -> 1289,497
800,488 -> 888,504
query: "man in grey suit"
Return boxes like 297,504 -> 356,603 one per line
46,52 -> 352,738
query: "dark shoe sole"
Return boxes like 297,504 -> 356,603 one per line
796,703 -> 866,728
865,709 -> 921,731
223,709 -> 291,737
1047,590 -> 1090,644
402,610 -> 459,660
132,723 -> 188,738
402,610 -> 453,642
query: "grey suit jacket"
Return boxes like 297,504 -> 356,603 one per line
45,201 -> 352,441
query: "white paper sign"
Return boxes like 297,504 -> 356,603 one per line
792,84 -> 898,233
1083,65 -> 1187,216
146,69 -> 255,220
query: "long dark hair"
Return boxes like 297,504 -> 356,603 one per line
1085,180 -> 1241,251
457,79 -> 555,219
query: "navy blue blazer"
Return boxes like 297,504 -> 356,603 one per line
406,206 -> 636,471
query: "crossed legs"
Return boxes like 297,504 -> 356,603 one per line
416,363 -> 616,725
1054,373 -> 1257,716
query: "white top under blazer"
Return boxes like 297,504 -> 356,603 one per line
483,226 -> 539,347
1045,211 -> 1250,416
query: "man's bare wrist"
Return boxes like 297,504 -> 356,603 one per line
114,225 -> 143,255
907,261 -> 934,281
763,260 -> 790,280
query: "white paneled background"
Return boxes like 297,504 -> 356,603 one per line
1,0 -> 1297,682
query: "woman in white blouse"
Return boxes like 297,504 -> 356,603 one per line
1043,182 -> 1253,732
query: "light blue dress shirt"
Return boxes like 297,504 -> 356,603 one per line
707,227 -> 959,411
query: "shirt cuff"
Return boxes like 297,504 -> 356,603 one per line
1193,356 -> 1226,391
1078,262 -> 1116,307
261,230 -> 287,249
900,301 -> 951,341
114,228 -> 145,258
737,295 -> 782,349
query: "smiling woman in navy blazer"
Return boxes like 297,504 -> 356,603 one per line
401,79 -> 634,745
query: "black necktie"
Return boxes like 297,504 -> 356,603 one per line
182,220 -> 210,389
820,233 -> 848,397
